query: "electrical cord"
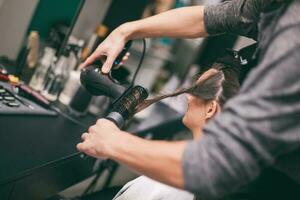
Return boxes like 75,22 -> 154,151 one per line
51,106 -> 88,128
131,38 -> 146,85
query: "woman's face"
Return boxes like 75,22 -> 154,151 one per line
182,94 -> 218,139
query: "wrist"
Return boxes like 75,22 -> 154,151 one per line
118,22 -> 137,41
104,130 -> 128,159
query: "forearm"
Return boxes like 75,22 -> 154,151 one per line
107,131 -> 188,189
119,6 -> 208,40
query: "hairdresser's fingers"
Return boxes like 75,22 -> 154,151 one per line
81,132 -> 89,141
77,141 -> 90,152
80,49 -> 105,69
77,142 -> 85,151
102,54 -> 117,73
117,57 -> 128,67
122,52 -> 130,61
123,55 -> 129,61
115,52 -> 130,68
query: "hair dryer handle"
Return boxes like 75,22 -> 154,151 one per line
112,40 -> 133,68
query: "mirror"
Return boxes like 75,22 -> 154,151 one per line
0,0 -> 85,74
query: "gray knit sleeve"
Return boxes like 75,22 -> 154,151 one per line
204,0 -> 267,39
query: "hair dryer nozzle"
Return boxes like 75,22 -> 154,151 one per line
106,85 -> 148,128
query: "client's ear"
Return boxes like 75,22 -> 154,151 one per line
205,101 -> 219,121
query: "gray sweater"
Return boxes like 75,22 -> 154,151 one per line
182,0 -> 300,199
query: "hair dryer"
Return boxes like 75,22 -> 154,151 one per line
80,41 -> 132,100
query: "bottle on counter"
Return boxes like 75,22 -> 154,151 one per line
29,47 -> 56,91
29,29 -> 61,91
58,70 -> 81,106
26,31 -> 40,69
18,31 -> 40,83
58,39 -> 85,106
42,45 -> 72,101
80,24 -> 108,61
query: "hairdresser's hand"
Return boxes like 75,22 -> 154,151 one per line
77,119 -> 122,158
80,26 -> 130,73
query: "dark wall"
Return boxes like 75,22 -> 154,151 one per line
103,0 -> 148,31
28,0 -> 82,40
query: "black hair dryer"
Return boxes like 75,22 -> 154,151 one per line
80,64 -> 128,99
80,41 -> 132,100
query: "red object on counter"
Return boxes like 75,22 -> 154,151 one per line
16,84 -> 50,108
0,73 -> 9,82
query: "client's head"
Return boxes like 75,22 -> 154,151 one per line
135,62 -> 240,139
182,63 -> 240,138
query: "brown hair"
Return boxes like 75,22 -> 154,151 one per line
134,62 -> 240,113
